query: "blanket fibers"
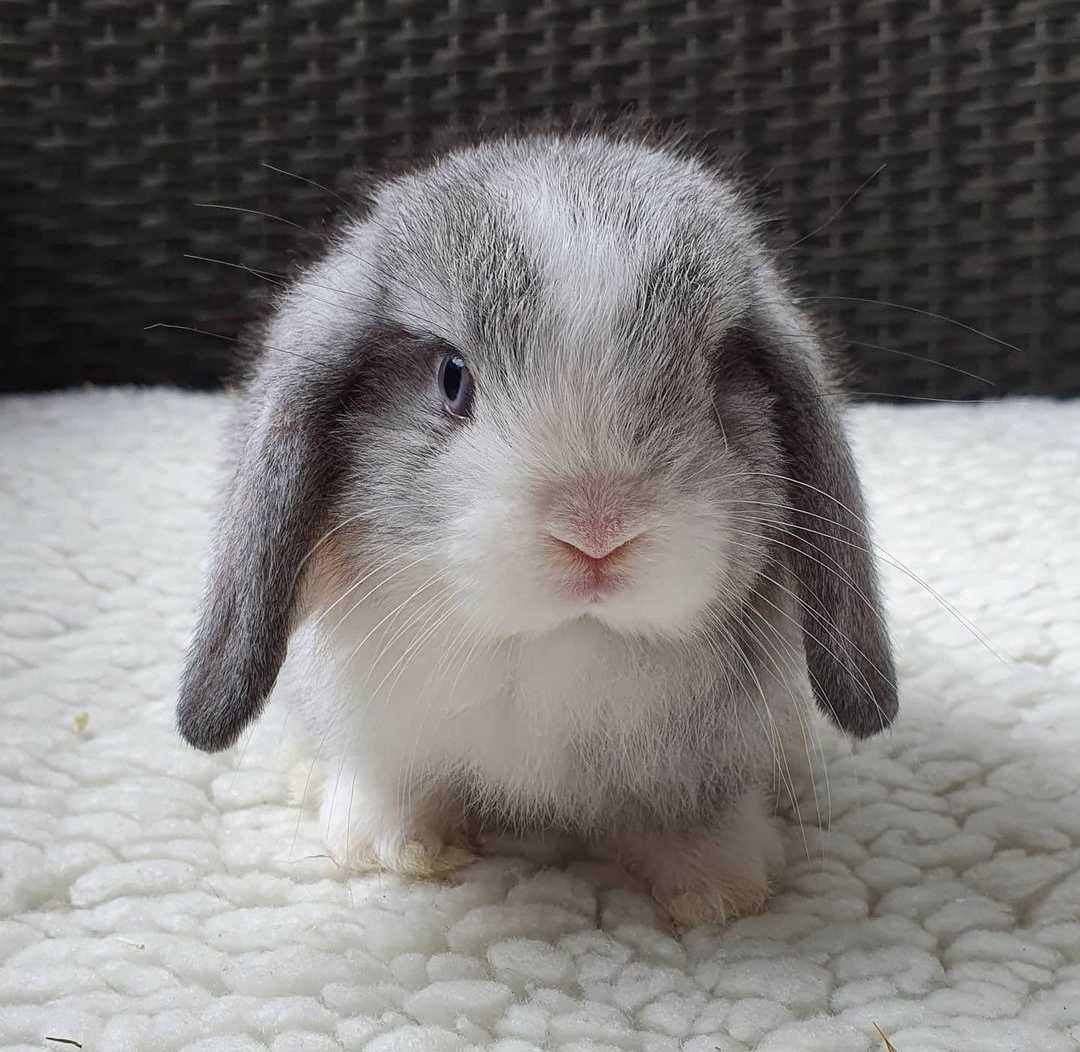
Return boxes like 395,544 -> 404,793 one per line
1,390 -> 1078,1052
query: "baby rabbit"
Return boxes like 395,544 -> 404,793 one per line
177,128 -> 897,927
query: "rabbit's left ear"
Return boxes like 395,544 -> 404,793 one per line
747,326 -> 898,738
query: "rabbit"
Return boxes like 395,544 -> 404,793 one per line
176,126 -> 897,928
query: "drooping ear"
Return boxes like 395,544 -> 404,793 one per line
177,374 -> 339,752
750,326 -> 898,738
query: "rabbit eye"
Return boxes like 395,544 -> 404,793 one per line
437,351 -> 474,418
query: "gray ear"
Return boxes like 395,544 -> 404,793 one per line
177,378 -> 337,752
754,331 -> 898,738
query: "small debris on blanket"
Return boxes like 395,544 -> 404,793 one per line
45,1039 -> 83,1049
70,711 -> 89,735
875,1022 -> 899,1051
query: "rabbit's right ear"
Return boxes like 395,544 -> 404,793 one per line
177,372 -> 340,752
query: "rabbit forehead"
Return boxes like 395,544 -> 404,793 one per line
359,135 -> 760,355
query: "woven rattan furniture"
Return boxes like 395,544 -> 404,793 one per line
3,1 -> 1077,397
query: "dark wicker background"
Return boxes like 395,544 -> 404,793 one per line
3,1 -> 1078,398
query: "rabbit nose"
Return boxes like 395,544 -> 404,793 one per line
540,474 -> 648,561
548,529 -> 637,564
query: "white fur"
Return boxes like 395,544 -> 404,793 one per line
295,583 -> 810,856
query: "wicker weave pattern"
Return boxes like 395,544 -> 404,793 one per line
3,1 -> 1078,396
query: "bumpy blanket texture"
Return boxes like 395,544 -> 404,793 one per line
1,390 -> 1078,1052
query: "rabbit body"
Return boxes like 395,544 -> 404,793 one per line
179,129 -> 897,925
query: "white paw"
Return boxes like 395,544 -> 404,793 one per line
317,768 -> 474,879
325,824 -> 475,878
660,877 -> 771,930
611,790 -> 785,930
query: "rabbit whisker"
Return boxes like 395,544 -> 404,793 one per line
801,294 -> 1027,356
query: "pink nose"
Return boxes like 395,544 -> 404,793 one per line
548,529 -> 634,563
541,474 -> 647,564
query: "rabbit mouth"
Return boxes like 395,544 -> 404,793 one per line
547,533 -> 639,603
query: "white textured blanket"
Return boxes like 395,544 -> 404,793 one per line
2,390 -> 1078,1052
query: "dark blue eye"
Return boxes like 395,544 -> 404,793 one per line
438,351 -> 474,418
